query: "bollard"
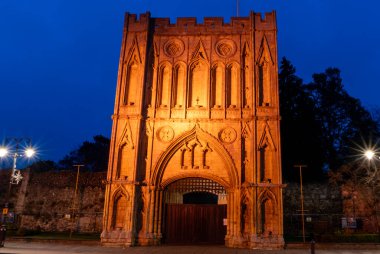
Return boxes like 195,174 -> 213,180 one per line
310,239 -> 315,254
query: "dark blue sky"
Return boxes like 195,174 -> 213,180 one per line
1,0 -> 379,162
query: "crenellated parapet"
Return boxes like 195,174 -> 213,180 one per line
253,12 -> 277,31
123,11 -> 276,35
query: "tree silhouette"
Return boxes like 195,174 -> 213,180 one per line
279,57 -> 325,182
59,135 -> 110,172
279,59 -> 379,182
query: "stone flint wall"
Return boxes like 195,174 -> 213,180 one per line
4,170 -> 106,233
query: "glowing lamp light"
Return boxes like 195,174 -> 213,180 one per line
0,147 -> 8,157
25,148 -> 36,158
365,150 -> 375,160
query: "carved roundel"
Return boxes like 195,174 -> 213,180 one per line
219,127 -> 237,144
157,126 -> 175,142
164,39 -> 185,58
215,39 -> 236,58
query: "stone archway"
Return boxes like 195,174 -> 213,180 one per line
163,177 -> 227,244
144,125 -> 239,246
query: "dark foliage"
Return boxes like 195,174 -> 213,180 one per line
307,68 -> 379,171
59,135 -> 110,172
279,58 -> 379,182
279,58 -> 325,182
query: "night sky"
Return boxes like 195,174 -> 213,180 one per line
1,0 -> 379,162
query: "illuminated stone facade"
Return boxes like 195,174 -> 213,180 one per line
101,12 -> 284,249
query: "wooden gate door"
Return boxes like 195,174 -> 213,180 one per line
164,204 -> 227,244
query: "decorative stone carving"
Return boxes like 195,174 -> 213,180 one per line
164,39 -> 184,58
215,39 -> 236,58
219,127 -> 237,144
157,126 -> 175,142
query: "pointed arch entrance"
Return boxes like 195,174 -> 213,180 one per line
163,177 -> 227,244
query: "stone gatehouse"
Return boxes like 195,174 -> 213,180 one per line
101,11 -> 284,249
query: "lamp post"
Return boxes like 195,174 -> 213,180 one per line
364,150 -> 380,237
294,165 -> 307,243
69,164 -> 84,238
0,139 -> 36,225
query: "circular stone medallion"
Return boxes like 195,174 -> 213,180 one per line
219,127 -> 237,144
164,39 -> 185,58
215,39 -> 236,58
157,126 -> 175,142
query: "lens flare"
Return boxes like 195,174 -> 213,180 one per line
365,150 -> 375,160
25,148 -> 36,158
0,147 -> 8,157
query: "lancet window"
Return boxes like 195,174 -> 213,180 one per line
259,143 -> 272,182
211,64 -> 223,108
158,64 -> 172,107
113,195 -> 127,229
260,198 -> 274,235
226,63 -> 239,108
172,64 -> 186,108
258,61 -> 271,106
116,143 -> 133,179
124,61 -> 139,106
189,61 -> 208,107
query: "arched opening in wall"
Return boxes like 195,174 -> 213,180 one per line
189,61 -> 208,108
259,198 -> 275,236
117,144 -> 132,180
124,62 -> 139,106
172,64 -> 185,108
226,63 -> 239,108
158,64 -> 171,107
112,195 -> 127,229
259,142 -> 273,182
258,61 -> 270,107
211,64 -> 223,108
163,177 -> 227,244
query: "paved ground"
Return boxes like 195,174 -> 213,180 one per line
0,242 -> 380,254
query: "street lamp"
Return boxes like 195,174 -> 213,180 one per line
365,150 -> 376,160
0,140 -> 36,224
363,149 -> 380,237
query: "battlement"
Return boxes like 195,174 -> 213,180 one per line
126,12 -> 151,24
253,12 -> 276,30
124,11 -> 276,33
153,16 -> 250,29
